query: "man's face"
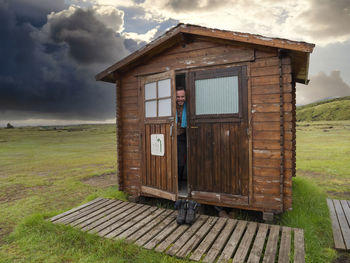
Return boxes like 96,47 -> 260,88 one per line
176,90 -> 186,106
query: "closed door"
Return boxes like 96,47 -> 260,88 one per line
188,66 -> 249,206
140,71 -> 178,201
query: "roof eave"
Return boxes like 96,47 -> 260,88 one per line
96,23 -> 315,83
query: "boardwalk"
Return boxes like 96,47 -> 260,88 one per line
327,199 -> 350,250
50,198 -> 305,262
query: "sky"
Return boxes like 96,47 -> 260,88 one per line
1,0 -> 350,127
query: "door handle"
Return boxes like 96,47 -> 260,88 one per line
190,126 -> 198,129
170,123 -> 173,137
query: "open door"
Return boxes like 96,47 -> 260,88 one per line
188,66 -> 249,207
140,71 -> 178,201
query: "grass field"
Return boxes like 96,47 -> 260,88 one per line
0,122 -> 349,262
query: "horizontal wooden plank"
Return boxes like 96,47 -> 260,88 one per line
191,191 -> 248,206
251,74 -> 291,86
252,84 -> 292,95
141,186 -> 176,201
253,131 -> 280,140
253,149 -> 281,159
251,57 -> 279,68
252,93 -> 292,104
252,112 -> 293,122
255,49 -> 277,59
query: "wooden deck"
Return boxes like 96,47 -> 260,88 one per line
50,198 -> 305,262
327,199 -> 350,250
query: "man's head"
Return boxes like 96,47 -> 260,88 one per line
176,89 -> 186,106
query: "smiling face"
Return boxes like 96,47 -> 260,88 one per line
176,90 -> 186,106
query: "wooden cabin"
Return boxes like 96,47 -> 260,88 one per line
96,24 -> 315,217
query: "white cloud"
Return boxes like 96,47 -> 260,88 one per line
123,26 -> 159,42
92,5 -> 124,32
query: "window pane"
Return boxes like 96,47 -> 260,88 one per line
145,82 -> 156,100
158,98 -> 171,117
158,78 -> 171,98
195,76 -> 239,115
145,100 -> 157,117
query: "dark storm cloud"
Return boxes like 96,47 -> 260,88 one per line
40,7 -> 128,64
0,1 -> 130,121
296,0 -> 350,40
297,71 -> 350,105
7,0 -> 66,27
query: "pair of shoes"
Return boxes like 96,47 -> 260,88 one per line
174,200 -> 199,225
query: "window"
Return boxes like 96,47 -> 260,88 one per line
145,78 -> 172,118
192,67 -> 243,118
195,76 -> 239,115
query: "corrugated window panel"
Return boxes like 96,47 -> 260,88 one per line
158,79 -> 171,98
195,76 -> 239,115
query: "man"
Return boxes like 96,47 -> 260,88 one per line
176,88 -> 187,181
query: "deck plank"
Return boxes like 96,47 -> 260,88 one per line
190,217 -> 227,261
135,211 -> 176,246
105,206 -> 158,239
58,199 -> 115,225
341,200 -> 350,226
333,199 -> 350,249
50,198 -> 104,222
87,202 -> 137,234
143,219 -> 180,250
176,217 -> 218,258
51,198 -> 306,262
54,198 -> 110,224
294,228 -> 305,263
263,225 -> 280,263
232,222 -> 258,263
217,220 -> 247,263
97,204 -> 149,237
80,201 -> 131,231
155,223 -> 190,252
278,227 -> 291,263
70,200 -> 122,227
115,208 -> 166,240
203,219 -> 237,263
126,210 -> 173,243
167,215 -> 208,256
247,223 -> 269,263
327,199 -> 346,250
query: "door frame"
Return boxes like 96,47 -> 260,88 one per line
139,70 -> 178,201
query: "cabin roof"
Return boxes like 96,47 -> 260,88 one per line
96,23 -> 315,84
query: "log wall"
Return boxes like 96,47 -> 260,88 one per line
116,38 -> 295,212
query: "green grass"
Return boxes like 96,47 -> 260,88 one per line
296,96 -> 350,121
0,122 -> 349,262
0,125 -> 119,239
0,214 -> 188,263
280,178 -> 337,263
296,121 -> 350,199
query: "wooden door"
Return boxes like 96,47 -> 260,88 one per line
188,66 -> 250,206
140,71 -> 177,201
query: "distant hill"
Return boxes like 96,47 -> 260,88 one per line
296,96 -> 350,121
